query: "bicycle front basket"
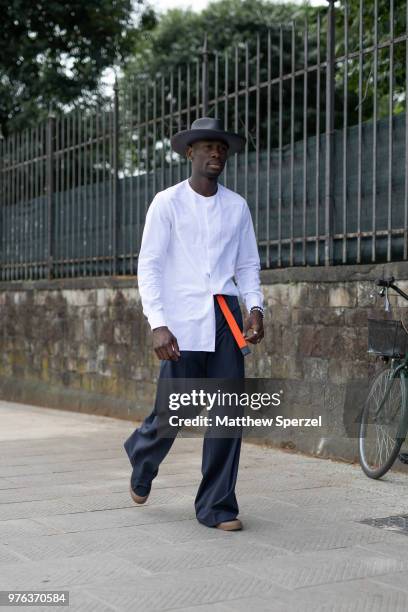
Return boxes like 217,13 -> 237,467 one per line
368,318 -> 408,357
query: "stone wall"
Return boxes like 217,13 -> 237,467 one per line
1,262 -> 408,461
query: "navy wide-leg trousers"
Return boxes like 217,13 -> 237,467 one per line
123,295 -> 245,527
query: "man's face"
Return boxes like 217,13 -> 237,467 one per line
187,139 -> 229,178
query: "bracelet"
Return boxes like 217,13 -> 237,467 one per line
250,306 -> 264,317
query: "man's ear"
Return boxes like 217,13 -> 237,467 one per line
186,145 -> 193,161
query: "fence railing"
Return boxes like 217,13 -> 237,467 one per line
1,0 -> 408,281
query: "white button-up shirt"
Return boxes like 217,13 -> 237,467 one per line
137,178 -> 264,351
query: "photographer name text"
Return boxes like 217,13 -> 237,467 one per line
167,415 -> 322,428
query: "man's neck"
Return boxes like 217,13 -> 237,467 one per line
188,176 -> 218,197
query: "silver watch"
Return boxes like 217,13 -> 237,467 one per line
250,306 -> 264,318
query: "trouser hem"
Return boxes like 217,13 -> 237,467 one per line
196,513 -> 239,528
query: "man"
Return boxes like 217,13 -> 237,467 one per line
124,117 -> 264,531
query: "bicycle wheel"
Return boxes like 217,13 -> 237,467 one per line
359,365 -> 407,479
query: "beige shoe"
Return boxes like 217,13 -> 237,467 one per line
215,519 -> 243,531
129,483 -> 149,505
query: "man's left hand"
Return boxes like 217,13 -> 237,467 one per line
243,310 -> 264,344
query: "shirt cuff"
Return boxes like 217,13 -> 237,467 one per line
244,293 -> 264,312
148,310 -> 167,330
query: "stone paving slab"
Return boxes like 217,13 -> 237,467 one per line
0,518 -> 60,539
113,537 -> 291,574
1,525 -> 161,563
230,545 -> 408,588
69,567 -> 285,611
1,400 -> 408,611
220,580 -> 408,612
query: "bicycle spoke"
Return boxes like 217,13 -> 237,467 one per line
359,366 -> 406,476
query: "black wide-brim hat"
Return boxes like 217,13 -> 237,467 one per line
171,117 -> 245,156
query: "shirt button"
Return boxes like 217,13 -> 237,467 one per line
207,273 -> 211,278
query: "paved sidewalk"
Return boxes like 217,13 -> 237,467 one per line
1,402 -> 408,611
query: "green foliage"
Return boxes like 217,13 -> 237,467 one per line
334,0 -> 408,125
122,0 -> 407,139
119,0 -> 324,163
0,0 -> 155,135
124,0 -> 319,80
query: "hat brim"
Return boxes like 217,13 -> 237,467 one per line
170,129 -> 245,156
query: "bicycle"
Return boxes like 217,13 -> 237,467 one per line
358,276 -> 408,479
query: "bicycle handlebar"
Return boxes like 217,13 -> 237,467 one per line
376,277 -> 395,288
375,276 -> 408,302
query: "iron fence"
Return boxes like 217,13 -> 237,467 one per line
1,0 -> 408,281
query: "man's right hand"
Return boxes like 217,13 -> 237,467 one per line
152,326 -> 181,361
